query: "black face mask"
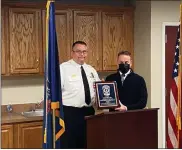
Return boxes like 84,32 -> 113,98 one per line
118,63 -> 130,74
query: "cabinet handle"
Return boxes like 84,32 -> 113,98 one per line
37,59 -> 39,62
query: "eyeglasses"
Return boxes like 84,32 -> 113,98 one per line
120,61 -> 129,64
73,50 -> 88,55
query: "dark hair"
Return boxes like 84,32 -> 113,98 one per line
72,41 -> 87,49
118,50 -> 131,57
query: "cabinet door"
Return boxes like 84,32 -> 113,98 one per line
1,7 -> 8,75
1,124 -> 14,148
9,8 -> 42,74
16,121 -> 43,148
74,11 -> 102,71
102,11 -> 134,70
42,9 -> 73,70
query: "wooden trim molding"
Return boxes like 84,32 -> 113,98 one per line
2,1 -> 135,12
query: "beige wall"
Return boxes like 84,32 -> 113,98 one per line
2,76 -> 44,105
134,0 -> 180,148
134,1 -> 151,107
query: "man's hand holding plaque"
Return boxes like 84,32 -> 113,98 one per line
115,103 -> 127,111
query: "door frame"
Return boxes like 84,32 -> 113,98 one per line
162,22 -> 179,148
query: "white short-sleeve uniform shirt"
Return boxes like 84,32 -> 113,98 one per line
60,59 -> 100,108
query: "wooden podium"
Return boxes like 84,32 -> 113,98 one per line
85,108 -> 159,149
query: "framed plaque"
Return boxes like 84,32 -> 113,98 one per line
95,81 -> 120,109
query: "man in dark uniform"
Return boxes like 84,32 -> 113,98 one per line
105,50 -> 148,111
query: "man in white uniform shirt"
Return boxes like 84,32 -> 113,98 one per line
60,41 -> 100,148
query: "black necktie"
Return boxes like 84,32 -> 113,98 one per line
81,66 -> 91,105
121,74 -> 125,84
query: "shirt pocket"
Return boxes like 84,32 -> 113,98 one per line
68,76 -> 81,90
86,73 -> 96,96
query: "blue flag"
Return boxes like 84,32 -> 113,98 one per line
43,0 -> 65,148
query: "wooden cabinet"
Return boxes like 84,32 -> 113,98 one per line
73,10 -> 133,71
42,9 -> 73,67
1,4 -> 134,75
1,124 -> 14,148
102,11 -> 133,70
14,121 -> 43,148
1,121 -> 43,149
73,10 -> 102,71
1,7 -> 9,75
1,8 -> 6,75
9,8 -> 42,74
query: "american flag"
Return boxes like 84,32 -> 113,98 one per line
167,25 -> 181,148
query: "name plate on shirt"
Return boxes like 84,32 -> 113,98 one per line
95,81 -> 120,109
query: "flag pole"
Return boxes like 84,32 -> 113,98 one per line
51,0 -> 56,147
52,108 -> 56,148
178,2 -> 182,148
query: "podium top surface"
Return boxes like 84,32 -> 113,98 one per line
85,108 -> 159,120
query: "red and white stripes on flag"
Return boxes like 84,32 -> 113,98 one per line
167,25 -> 181,148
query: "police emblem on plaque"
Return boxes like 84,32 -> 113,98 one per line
95,81 -> 120,109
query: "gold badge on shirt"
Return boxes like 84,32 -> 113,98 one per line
71,74 -> 76,78
69,74 -> 79,81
